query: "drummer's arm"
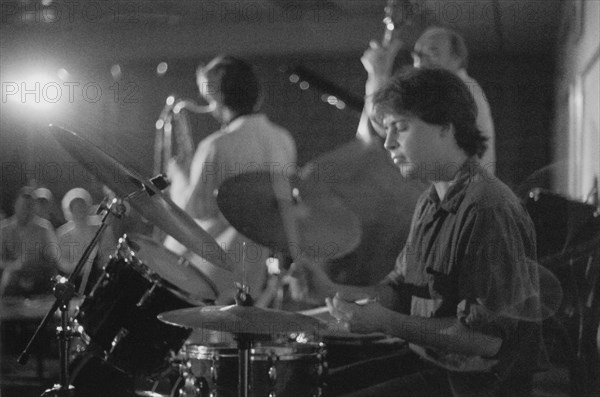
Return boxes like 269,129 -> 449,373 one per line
298,258 -> 399,310
357,39 -> 402,144
377,309 -> 502,358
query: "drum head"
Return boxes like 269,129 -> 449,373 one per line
129,233 -> 218,302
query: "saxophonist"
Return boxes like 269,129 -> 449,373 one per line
164,56 -> 296,306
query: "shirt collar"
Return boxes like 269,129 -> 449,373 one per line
225,113 -> 265,132
424,158 -> 485,213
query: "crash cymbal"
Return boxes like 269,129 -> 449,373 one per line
48,125 -> 232,272
158,305 -> 321,336
127,233 -> 219,302
216,171 -> 361,260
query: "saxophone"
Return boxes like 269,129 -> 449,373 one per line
154,97 -> 215,177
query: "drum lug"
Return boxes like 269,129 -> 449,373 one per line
210,354 -> 218,384
177,373 -> 206,397
268,364 -> 277,382
316,345 -> 328,397
268,352 -> 278,396
109,327 -> 129,355
136,283 -> 158,307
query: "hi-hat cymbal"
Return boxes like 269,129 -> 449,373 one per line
158,305 -> 321,336
216,171 -> 361,260
48,125 -> 232,272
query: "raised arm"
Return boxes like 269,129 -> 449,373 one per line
357,39 -> 403,143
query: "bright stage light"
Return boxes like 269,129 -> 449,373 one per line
111,64 -> 122,80
157,62 -> 168,76
2,72 -> 61,111
0,68 -> 75,125
57,68 -> 70,81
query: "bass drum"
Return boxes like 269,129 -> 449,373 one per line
69,353 -> 136,397
75,235 -> 216,377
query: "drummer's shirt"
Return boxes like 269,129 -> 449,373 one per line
166,114 -> 296,305
383,161 -> 548,394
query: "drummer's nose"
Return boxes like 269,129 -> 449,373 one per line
384,130 -> 400,151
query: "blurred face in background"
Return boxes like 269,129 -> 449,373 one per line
412,30 -> 461,72
69,198 -> 89,224
15,195 -> 35,225
35,198 -> 51,219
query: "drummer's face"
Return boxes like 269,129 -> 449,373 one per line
379,112 -> 446,179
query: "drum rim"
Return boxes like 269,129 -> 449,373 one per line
109,252 -> 212,306
127,233 -> 219,301
183,342 -> 325,361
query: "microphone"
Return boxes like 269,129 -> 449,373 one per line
97,197 -> 130,218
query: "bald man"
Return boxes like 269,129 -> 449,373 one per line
359,26 -> 496,175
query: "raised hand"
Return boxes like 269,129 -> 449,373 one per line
361,38 -> 404,96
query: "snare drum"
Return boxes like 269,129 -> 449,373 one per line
180,342 -> 326,397
75,235 -> 215,377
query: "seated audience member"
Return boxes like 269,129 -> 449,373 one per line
0,187 -> 60,297
57,188 -> 114,294
33,187 -> 63,230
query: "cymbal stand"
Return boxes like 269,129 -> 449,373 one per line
234,244 -> 253,397
236,332 -> 252,397
17,198 -> 126,397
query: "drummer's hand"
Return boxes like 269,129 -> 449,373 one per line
326,292 -> 387,334
361,39 -> 403,96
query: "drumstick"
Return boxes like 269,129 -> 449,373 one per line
299,297 -> 378,317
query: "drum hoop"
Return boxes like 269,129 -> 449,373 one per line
156,276 -> 207,306
120,255 -> 205,306
125,233 -> 220,300
184,343 -> 324,361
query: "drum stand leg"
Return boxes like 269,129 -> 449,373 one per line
237,335 -> 252,397
41,279 -> 77,397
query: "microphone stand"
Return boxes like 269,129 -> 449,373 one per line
17,198 -> 125,397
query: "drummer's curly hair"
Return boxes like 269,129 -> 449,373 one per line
371,67 -> 487,159
197,56 -> 261,116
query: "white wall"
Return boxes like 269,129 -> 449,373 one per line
554,0 -> 600,202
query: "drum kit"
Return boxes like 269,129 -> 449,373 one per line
16,125 -> 395,397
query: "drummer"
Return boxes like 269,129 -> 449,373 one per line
165,55 -> 296,306
298,66 -> 548,395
